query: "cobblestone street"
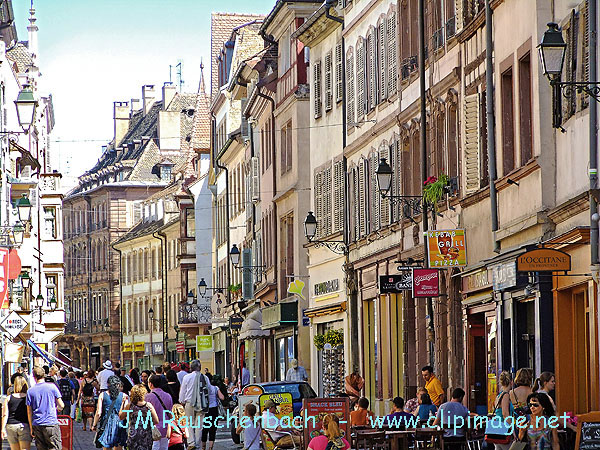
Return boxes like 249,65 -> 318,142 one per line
2,422 -> 235,450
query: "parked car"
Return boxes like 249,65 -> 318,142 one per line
230,381 -> 317,444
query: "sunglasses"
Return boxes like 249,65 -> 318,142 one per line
528,402 -> 541,408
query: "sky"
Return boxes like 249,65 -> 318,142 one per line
12,0 -> 274,187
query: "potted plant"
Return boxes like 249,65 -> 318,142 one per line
228,283 -> 242,298
423,174 -> 450,210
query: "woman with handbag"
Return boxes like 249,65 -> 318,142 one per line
119,384 -> 159,450
516,393 -> 559,450
510,368 -> 533,419
200,380 -> 225,450
485,371 -> 515,450
92,376 -> 128,450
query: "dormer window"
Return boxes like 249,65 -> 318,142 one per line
161,165 -> 172,182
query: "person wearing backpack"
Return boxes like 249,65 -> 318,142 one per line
68,372 -> 80,420
91,376 -> 127,450
57,369 -> 75,416
146,375 -> 174,450
79,370 -> 99,431
179,360 -> 211,450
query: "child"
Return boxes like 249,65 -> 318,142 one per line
167,404 -> 188,450
236,403 -> 261,450
350,397 -> 375,426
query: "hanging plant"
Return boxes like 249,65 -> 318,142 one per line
228,283 -> 242,293
325,329 -> 344,347
314,334 -> 325,350
423,174 -> 450,210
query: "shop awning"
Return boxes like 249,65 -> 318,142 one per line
304,301 -> 347,318
27,339 -> 82,372
239,308 -> 270,340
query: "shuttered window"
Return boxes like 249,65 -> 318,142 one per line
323,166 -> 332,236
346,47 -> 355,126
352,167 -> 360,241
369,151 -> 380,231
379,143 -> 390,226
579,0 -> 590,110
358,158 -> 369,237
335,43 -> 343,103
563,11 -> 578,122
333,160 -> 345,233
463,93 -> 481,194
367,28 -> 378,111
325,52 -> 333,111
314,171 -> 323,238
378,19 -> 387,102
314,60 -> 322,118
356,38 -> 366,119
387,11 -> 398,95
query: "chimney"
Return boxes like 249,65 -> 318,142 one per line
130,98 -> 142,115
142,85 -> 156,115
113,101 -> 130,145
162,82 -> 176,110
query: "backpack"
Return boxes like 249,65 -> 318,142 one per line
82,379 -> 94,397
58,379 -> 73,402
70,378 -> 80,396
192,373 -> 210,413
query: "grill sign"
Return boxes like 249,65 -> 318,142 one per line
379,274 -> 412,292
517,248 -> 571,272
413,269 -> 440,297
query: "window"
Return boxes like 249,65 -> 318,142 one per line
313,60 -> 322,119
387,10 -> 398,95
314,166 -> 332,238
281,121 -> 293,174
346,47 -> 355,126
367,28 -> 377,111
43,207 -> 57,239
501,67 -> 515,174
518,53 -> 532,164
45,274 -> 57,307
333,160 -> 345,233
335,43 -> 343,103
325,52 -> 333,111
378,19 -> 387,102
279,214 -> 294,296
356,38 -> 366,119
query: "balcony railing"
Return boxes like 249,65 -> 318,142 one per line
178,304 -> 198,324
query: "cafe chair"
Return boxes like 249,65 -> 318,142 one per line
412,429 -> 442,450
355,430 -> 389,450
261,429 -> 301,450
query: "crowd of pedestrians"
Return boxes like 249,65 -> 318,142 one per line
0,359 -> 234,450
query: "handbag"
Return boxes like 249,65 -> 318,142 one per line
152,426 -> 163,441
99,393 -> 125,448
217,398 -> 226,418
508,441 -> 527,450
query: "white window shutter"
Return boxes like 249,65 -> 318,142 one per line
346,48 -> 355,126
335,43 -> 343,103
358,159 -> 368,237
379,20 -> 387,102
369,151 -> 380,230
251,156 -> 260,203
325,52 -> 333,111
314,171 -> 322,238
314,61 -> 322,119
333,161 -> 345,233
463,93 -> 481,194
353,168 -> 360,240
379,144 -> 390,226
367,31 -> 377,111
323,167 -> 332,236
455,0 -> 463,34
387,12 -> 398,95
356,39 -> 366,119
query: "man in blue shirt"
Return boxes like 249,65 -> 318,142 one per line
285,359 -> 308,382
433,388 -> 469,444
26,367 -> 64,450
385,397 -> 415,428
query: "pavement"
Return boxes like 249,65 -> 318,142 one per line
2,419 -> 237,450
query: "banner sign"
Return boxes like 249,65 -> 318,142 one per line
196,335 -> 213,352
176,341 -> 185,353
0,248 -> 10,308
426,229 -> 467,267
413,269 -> 440,297
303,397 -> 350,444
379,273 -> 412,293
517,248 -> 571,272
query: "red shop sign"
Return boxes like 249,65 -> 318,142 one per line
413,268 -> 439,297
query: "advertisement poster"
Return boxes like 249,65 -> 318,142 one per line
413,269 -> 439,297
237,394 -> 259,442
302,397 -> 350,446
259,392 -> 294,417
4,342 -> 24,362
426,229 -> 467,267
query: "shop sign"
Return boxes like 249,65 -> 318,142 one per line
152,343 -> 163,354
517,248 -> 571,272
145,343 -> 151,354
90,347 -> 100,357
229,315 -> 243,329
314,279 -> 339,296
176,341 -> 185,353
302,309 -> 309,326
0,248 -> 10,309
426,229 -> 467,267
288,279 -> 306,300
379,273 -> 412,293
196,335 -> 213,352
122,343 -> 132,352
413,269 -> 439,297
0,311 -> 27,338
491,261 -> 517,290
242,384 -> 265,396
4,342 -> 24,362
462,268 -> 492,292
211,292 -> 227,323
134,342 -> 145,352
303,397 -> 350,445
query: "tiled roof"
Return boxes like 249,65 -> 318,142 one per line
192,91 -> 211,151
211,12 -> 265,98
260,0 -> 321,34
113,217 -> 165,246
7,42 -> 33,74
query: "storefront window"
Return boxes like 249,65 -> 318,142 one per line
276,334 -> 295,381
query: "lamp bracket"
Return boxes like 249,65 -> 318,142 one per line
554,81 -> 600,102
236,265 -> 267,276
381,194 -> 427,218
307,239 -> 348,255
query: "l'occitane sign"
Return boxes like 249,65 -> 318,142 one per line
517,248 -> 571,272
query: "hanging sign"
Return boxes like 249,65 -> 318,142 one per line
413,268 -> 440,297
0,311 -> 27,338
229,315 -> 243,329
4,342 -> 24,362
211,292 -> 227,323
516,248 -> 571,272
196,335 -> 213,352
379,273 -> 412,292
0,247 -> 10,309
176,341 -> 185,353
426,229 -> 467,267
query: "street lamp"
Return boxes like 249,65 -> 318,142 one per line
198,278 -> 207,297
187,290 -> 195,305
303,211 -> 347,254
538,22 -> 567,78
375,157 -> 426,221
20,272 -> 30,290
14,86 -> 38,132
12,222 -> 24,246
229,244 -> 240,267
375,158 -> 393,197
16,194 -> 32,224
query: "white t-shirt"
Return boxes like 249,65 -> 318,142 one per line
97,369 -> 113,390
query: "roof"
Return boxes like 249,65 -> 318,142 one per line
191,67 -> 211,151
6,42 -> 33,74
113,217 -> 166,246
211,12 -> 265,98
260,0 -> 321,35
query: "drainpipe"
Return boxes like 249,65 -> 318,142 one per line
256,88 -> 278,291
153,231 -> 167,363
485,0 -> 500,253
83,194 -> 93,339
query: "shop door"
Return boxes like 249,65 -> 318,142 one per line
574,290 -> 592,412
486,314 -> 498,414
467,313 -> 487,414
